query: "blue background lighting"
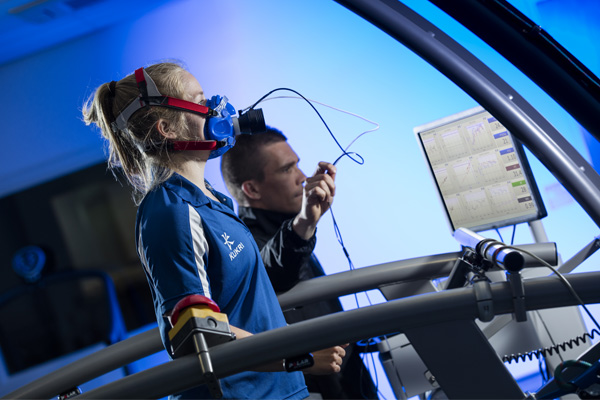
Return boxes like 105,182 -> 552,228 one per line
0,1 -> 599,398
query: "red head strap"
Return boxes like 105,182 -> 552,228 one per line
111,67 -> 215,133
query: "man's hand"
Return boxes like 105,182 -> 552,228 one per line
305,344 -> 348,375
293,161 -> 336,240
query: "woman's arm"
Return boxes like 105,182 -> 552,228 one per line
230,326 -> 346,374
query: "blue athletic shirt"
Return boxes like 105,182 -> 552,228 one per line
135,173 -> 308,400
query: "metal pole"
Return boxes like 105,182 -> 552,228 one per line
76,272 -> 600,399
4,327 -> 163,400
279,243 -> 557,310
7,244 -> 557,399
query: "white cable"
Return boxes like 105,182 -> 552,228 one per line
257,95 -> 380,151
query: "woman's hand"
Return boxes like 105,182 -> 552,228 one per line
305,344 -> 349,375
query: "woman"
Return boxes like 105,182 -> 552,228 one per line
82,61 -> 345,399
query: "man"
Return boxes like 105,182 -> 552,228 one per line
221,127 -> 378,399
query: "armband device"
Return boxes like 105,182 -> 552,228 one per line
168,295 -> 236,398
283,353 -> 314,372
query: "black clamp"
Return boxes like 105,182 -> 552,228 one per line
507,271 -> 527,322
473,278 -> 494,322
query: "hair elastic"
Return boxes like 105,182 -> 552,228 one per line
108,81 -> 117,96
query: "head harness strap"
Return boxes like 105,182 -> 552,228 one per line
110,67 -> 216,133
135,68 -> 161,100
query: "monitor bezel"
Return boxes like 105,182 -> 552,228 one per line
414,106 -> 548,233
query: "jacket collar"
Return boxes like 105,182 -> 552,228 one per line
238,206 -> 295,231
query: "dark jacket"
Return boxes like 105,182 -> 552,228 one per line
239,206 -> 378,399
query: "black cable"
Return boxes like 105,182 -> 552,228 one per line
247,88 -> 366,273
493,224 -> 517,245
502,329 -> 600,364
505,245 -> 600,330
246,88 -> 364,165
495,228 -> 504,243
331,206 -> 391,399
497,243 -> 600,364
330,207 -> 354,271
362,339 -> 387,400
554,359 -> 594,392
510,224 -> 517,246
333,151 -> 364,167
538,356 -> 550,384
534,309 -> 565,365
248,88 -> 384,395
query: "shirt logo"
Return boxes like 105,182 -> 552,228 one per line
222,232 -> 244,261
221,232 -> 244,261
222,232 -> 234,250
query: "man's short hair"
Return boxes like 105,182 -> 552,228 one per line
220,126 -> 287,204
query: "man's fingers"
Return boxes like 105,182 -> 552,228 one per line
305,182 -> 333,204
305,172 -> 335,199
313,161 -> 336,180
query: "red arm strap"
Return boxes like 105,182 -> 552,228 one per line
171,294 -> 221,325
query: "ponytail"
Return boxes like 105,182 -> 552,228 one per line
82,62 -> 190,204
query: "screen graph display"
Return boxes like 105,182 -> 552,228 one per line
415,106 -> 547,232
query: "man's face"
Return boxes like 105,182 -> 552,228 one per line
252,141 -> 307,214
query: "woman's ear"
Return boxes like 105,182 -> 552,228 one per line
157,118 -> 177,139
241,180 -> 261,200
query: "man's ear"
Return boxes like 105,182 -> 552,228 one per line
241,180 -> 261,201
157,118 -> 177,139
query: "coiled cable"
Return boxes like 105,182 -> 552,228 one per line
498,243 -> 600,364
502,328 -> 600,363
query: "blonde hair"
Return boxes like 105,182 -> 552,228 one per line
82,62 -> 196,204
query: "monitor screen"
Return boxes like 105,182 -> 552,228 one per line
414,106 -> 547,233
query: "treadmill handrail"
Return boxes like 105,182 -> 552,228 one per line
278,242 -> 556,310
70,271 -> 600,399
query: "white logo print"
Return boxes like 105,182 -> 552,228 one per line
222,232 -> 245,261
222,232 -> 234,250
